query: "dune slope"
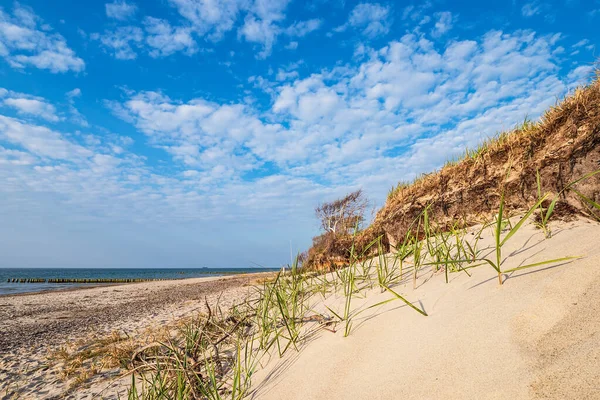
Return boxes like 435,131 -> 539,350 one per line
251,218 -> 600,400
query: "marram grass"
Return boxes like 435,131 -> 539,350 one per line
118,170 -> 599,399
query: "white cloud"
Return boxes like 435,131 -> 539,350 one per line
182,169 -> 199,177
276,68 -> 299,81
0,115 -> 91,159
401,3 -> 433,23
64,88 -> 89,127
285,19 -> 322,37
3,98 -> 59,122
567,65 -> 595,86
69,106 -> 89,127
232,0 -> 320,58
109,90 -> 279,170
285,41 -> 298,50
168,0 -> 244,41
0,3 -> 84,73
272,77 -> 342,122
95,0 -> 317,59
105,0 -> 138,21
522,2 -> 541,17
572,39 -> 589,48
91,26 -> 144,60
1,90 -> 60,122
571,38 -> 595,52
66,88 -> 82,98
0,146 -> 36,165
238,0 -> 291,58
238,16 -> 276,58
91,18 -> 197,60
335,2 -> 392,38
431,11 -> 454,37
143,17 -> 197,57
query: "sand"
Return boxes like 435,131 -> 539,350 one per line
0,272 -> 271,399
250,217 -> 600,400
1,218 -> 599,399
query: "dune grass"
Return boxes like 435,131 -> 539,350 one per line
116,168 -> 600,399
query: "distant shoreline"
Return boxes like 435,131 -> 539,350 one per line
0,281 -> 129,298
0,267 -> 279,297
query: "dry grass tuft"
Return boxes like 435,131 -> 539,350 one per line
47,327 -> 172,391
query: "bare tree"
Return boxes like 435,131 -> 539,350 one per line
315,189 -> 368,235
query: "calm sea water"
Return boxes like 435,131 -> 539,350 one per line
0,268 -> 278,296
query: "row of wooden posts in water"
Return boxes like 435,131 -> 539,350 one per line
6,278 -> 168,284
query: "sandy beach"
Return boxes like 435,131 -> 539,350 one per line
0,272 -> 272,399
1,218 -> 599,400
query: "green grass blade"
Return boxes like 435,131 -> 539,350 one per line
350,297 -> 405,321
380,284 -> 427,316
572,189 -> 600,211
360,235 -> 384,257
275,291 -> 297,349
500,194 -> 547,247
422,259 -> 472,266
449,262 -> 487,272
544,197 -> 558,223
565,169 -> 600,189
365,297 -> 403,310
502,256 -> 580,274
482,258 -> 501,273
324,305 -> 343,321
496,193 -> 504,269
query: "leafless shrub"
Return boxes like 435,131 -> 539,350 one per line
315,189 -> 368,235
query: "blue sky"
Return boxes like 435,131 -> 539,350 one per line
0,0 -> 598,268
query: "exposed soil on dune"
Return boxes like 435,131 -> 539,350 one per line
373,75 -> 600,248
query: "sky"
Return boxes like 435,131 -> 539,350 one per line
0,0 -> 598,268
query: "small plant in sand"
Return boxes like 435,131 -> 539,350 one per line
534,170 -> 558,238
47,330 -> 141,390
482,192 -> 579,285
323,225 -> 428,338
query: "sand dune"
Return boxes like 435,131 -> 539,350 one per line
250,218 -> 600,400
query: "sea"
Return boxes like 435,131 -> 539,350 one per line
0,267 -> 279,296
